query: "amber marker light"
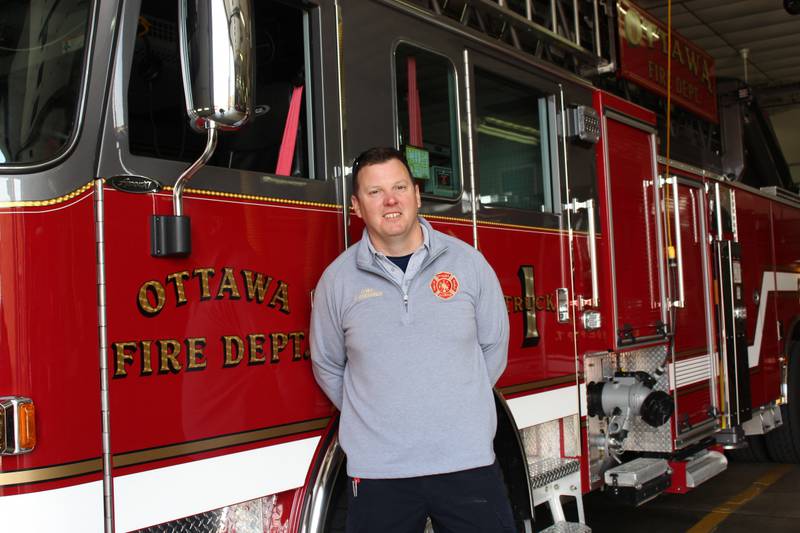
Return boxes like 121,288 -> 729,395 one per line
0,397 -> 36,454
18,401 -> 36,451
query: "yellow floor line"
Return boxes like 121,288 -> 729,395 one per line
686,464 -> 794,533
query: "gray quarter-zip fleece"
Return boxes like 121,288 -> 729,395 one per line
311,218 -> 509,478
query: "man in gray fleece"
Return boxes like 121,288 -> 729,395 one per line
311,147 -> 513,532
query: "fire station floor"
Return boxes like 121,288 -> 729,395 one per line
564,461 -> 800,532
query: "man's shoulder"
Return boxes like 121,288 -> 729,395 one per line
319,244 -> 360,284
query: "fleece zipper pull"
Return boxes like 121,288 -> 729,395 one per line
403,292 -> 409,312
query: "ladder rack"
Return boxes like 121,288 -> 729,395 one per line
412,0 -> 615,75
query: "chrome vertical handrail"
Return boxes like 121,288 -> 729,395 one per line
586,198 -> 599,306
669,176 -> 685,308
564,198 -> 599,307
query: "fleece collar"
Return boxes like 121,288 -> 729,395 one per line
355,217 -> 447,273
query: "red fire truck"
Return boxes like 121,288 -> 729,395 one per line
1,0 -> 798,532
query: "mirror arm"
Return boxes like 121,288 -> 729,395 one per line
173,122 -> 218,217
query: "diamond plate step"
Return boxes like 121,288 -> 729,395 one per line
540,521 -> 592,533
528,457 -> 580,488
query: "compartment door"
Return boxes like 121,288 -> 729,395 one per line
603,112 -> 669,348
664,177 -> 719,445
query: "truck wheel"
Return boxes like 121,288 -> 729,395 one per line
765,343 -> 800,463
765,405 -> 800,462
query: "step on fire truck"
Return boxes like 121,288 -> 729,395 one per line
1,0 -> 798,531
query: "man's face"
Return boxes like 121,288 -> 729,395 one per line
352,158 -> 422,253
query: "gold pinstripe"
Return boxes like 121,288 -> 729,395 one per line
163,185 -> 341,210
0,180 -> 343,210
0,182 -> 94,208
0,180 -> 589,234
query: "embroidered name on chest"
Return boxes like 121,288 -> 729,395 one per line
355,288 -> 384,302
430,272 -> 459,300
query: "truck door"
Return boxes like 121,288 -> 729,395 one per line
465,47 -> 598,502
0,1 -> 109,530
96,1 -> 344,530
601,110 -> 669,348
466,49 -> 578,389
662,172 -> 719,446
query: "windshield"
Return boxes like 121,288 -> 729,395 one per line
0,0 -> 91,166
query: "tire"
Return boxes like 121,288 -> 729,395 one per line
764,342 -> 800,463
726,434 -> 771,462
765,404 -> 800,462
787,343 -> 800,459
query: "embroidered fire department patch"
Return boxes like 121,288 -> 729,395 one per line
430,272 -> 459,300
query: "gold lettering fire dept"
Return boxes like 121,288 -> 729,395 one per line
113,266 -> 304,378
113,332 -> 308,378
137,267 -> 291,317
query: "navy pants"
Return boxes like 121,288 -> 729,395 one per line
346,462 -> 516,533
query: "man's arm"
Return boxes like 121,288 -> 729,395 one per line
310,273 -> 346,410
475,255 -> 510,385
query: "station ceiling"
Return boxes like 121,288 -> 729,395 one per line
636,0 -> 800,184
636,0 -> 800,88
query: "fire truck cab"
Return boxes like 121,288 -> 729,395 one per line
1,1 -> 798,532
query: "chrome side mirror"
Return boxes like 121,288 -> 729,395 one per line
152,0 -> 254,257
180,0 -> 254,130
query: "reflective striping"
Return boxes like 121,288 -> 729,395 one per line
0,458 -> 101,487
669,354 -> 713,389
507,385 -> 581,429
114,436 -> 320,532
0,480 -> 104,532
749,271 -> 800,367
0,418 -> 329,486
114,417 -> 330,469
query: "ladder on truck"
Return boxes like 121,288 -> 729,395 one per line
409,0 -> 614,76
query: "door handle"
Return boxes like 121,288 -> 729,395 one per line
565,198 -> 599,307
665,176 -> 685,308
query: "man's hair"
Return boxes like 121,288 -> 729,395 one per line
352,146 -> 413,193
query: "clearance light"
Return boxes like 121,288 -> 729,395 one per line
0,397 -> 36,455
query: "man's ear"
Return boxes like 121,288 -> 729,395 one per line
414,184 -> 421,209
351,195 -> 363,219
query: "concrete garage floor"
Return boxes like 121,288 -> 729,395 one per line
557,462 -> 800,532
